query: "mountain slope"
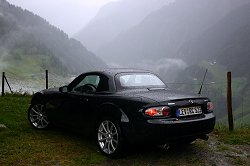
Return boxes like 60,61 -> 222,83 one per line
174,3 -> 250,122
185,3 -> 250,79
75,0 -> 173,52
0,0 -> 105,75
96,0 -> 248,66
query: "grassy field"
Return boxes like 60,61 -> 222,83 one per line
0,95 -> 249,166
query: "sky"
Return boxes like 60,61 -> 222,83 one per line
7,0 -> 118,36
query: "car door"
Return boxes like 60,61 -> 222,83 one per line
57,74 -> 101,132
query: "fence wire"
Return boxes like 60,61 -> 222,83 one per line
167,81 -> 250,127
1,71 -> 250,127
1,71 -> 74,94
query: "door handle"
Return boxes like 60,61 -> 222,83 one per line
82,98 -> 89,102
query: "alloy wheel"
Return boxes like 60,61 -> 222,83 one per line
98,120 -> 119,154
29,104 -> 49,129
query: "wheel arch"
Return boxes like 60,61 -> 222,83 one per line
95,103 -> 129,124
31,92 -> 45,105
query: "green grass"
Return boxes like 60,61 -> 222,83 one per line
200,61 -> 250,126
2,54 -> 44,78
214,124 -> 250,145
0,95 -> 107,166
200,61 -> 228,96
1,95 -> 250,166
1,53 -> 66,79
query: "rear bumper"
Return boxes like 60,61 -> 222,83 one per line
122,113 -> 216,143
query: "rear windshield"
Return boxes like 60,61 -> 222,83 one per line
117,73 -> 165,88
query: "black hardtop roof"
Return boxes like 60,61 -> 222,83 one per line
81,68 -> 153,77
103,68 -> 151,75
85,68 -> 152,76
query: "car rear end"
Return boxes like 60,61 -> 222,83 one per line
126,97 -> 215,144
113,71 -> 215,144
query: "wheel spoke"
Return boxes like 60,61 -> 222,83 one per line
106,121 -> 111,132
31,116 -> 39,123
101,123 -> 108,133
111,131 -> 118,136
31,108 -> 40,115
110,124 -> 114,132
41,118 -> 48,125
108,141 -> 111,154
110,140 -> 115,151
99,137 -> 108,142
40,119 -> 44,127
99,130 -> 107,137
31,114 -> 39,119
112,139 -> 118,144
104,140 -> 108,150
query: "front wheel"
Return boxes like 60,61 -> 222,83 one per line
97,117 -> 124,158
28,102 -> 50,129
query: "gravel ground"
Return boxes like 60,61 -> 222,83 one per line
101,133 -> 250,166
204,135 -> 250,166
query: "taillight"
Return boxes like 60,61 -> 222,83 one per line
144,106 -> 171,117
207,102 -> 214,112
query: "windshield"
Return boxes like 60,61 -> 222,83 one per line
118,73 -> 166,88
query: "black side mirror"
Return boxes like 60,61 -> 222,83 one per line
59,86 -> 68,93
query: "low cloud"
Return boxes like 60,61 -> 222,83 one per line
107,58 -> 187,82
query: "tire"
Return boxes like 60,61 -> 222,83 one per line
97,117 -> 124,158
28,102 -> 50,130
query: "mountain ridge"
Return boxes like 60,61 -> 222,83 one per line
75,0 -> 173,52
0,0 -> 106,75
184,2 -> 250,79
96,0 -> 248,66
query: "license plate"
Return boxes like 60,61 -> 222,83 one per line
176,106 -> 202,117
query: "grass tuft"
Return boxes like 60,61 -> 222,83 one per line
214,124 -> 250,145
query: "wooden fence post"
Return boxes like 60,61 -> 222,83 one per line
46,70 -> 48,89
1,72 -> 4,96
227,72 -> 234,131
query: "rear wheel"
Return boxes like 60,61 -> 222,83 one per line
97,117 -> 124,158
28,102 -> 50,129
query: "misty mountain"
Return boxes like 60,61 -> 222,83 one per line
184,3 -> 250,79
173,2 -> 250,123
96,0 -> 248,66
75,0 -> 173,52
0,0 -> 105,75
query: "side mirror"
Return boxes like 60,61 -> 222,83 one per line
59,86 -> 68,93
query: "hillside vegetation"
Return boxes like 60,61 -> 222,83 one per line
0,0 -> 106,76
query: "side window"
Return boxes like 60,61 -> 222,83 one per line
72,75 -> 100,93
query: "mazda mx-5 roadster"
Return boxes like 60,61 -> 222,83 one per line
28,68 -> 215,158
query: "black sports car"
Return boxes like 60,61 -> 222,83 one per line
28,68 -> 215,158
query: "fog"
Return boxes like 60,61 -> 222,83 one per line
7,0 -> 118,36
2,0 -> 250,125
75,0 -> 175,51
1,0 -> 250,89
